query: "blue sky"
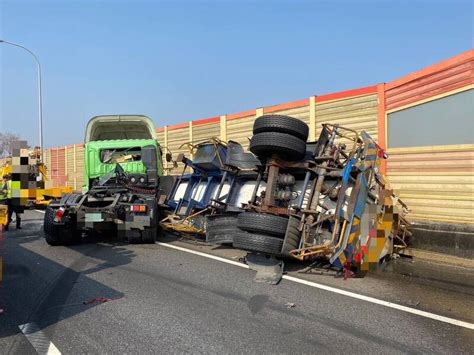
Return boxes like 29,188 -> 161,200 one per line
0,0 -> 472,147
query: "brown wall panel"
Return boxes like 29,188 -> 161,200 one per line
264,105 -> 310,125
387,145 -> 474,224
315,94 -> 379,142
192,122 -> 220,143
226,115 -> 256,150
166,126 -> 191,175
156,130 -> 165,147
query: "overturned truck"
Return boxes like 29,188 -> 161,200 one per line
165,115 -> 409,275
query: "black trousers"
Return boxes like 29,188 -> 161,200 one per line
6,199 -> 21,228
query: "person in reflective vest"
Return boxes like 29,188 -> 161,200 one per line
3,174 -> 21,231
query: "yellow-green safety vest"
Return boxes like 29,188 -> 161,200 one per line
0,181 -> 8,200
6,180 -> 12,199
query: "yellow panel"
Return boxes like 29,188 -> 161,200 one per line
315,94 -> 378,143
387,146 -> 474,224
226,115 -> 255,150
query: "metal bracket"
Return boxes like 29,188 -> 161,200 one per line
246,252 -> 284,285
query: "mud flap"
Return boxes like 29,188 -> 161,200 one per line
246,252 -> 284,285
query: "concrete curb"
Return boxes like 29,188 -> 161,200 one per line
410,221 -> 474,259
403,248 -> 474,269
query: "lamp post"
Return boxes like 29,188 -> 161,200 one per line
0,39 -> 43,161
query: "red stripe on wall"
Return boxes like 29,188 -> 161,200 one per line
385,55 -> 473,111
167,122 -> 189,131
315,85 -> 377,103
227,109 -> 256,121
264,98 -> 309,113
386,49 -> 474,90
192,116 -> 220,126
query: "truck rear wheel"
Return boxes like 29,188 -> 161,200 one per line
60,229 -> 82,245
127,227 -> 156,244
141,226 -> 157,243
44,207 -> 81,246
44,207 -> 62,246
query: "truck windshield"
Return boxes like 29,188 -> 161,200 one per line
100,147 -> 142,164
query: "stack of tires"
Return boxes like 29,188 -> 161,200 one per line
233,115 -> 308,256
249,115 -> 309,161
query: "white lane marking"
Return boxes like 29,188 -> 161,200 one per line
282,275 -> 474,330
19,322 -> 62,355
35,210 -> 46,214
156,242 -> 474,330
156,242 -> 249,269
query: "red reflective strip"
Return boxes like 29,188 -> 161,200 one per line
54,208 -> 65,222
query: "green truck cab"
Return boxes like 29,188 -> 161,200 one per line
44,115 -> 165,246
84,115 -> 164,190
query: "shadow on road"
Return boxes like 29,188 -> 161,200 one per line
0,213 -> 134,348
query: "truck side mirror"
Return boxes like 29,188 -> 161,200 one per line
142,145 -> 158,186
165,153 -> 173,162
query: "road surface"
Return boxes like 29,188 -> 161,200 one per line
1,211 -> 473,354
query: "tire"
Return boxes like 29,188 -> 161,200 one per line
249,132 -> 306,161
129,226 -> 158,244
207,227 -> 238,244
253,115 -> 309,141
60,229 -> 82,246
233,232 -> 283,255
141,226 -> 157,243
127,230 -> 142,244
281,217 -> 301,257
282,232 -> 301,257
44,206 -> 81,246
44,207 -> 61,246
206,214 -> 240,244
206,214 -> 239,228
129,202 -> 158,244
237,212 -> 288,238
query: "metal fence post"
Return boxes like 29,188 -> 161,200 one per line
309,96 -> 316,141
220,115 -> 227,141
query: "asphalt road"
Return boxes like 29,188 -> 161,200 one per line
1,211 -> 473,354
